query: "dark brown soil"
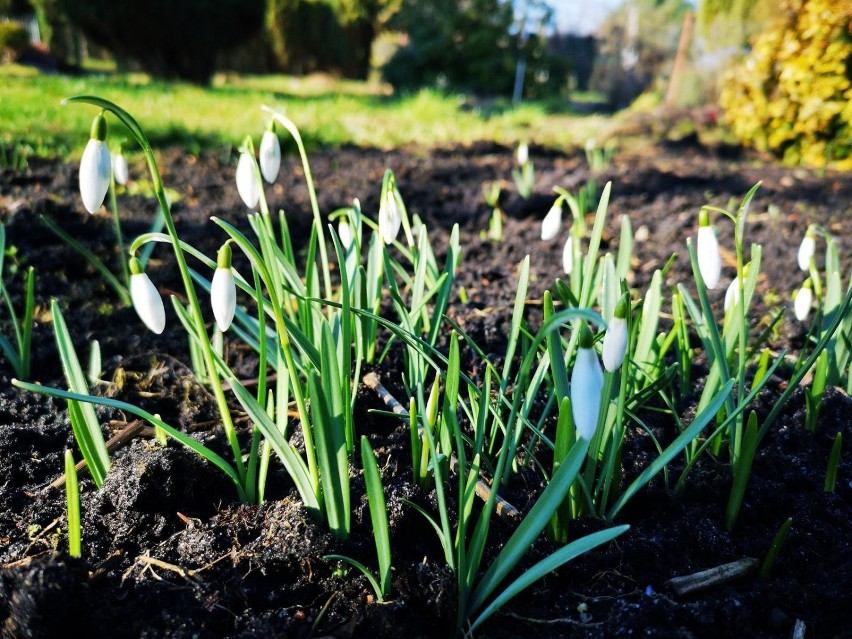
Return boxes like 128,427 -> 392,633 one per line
1,138 -> 851,639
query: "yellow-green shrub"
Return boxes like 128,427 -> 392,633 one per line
0,22 -> 29,64
719,0 -> 852,168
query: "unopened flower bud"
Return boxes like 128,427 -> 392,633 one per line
129,257 -> 165,334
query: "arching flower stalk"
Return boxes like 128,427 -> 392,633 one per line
571,322 -> 604,441
79,111 -> 111,214
696,209 -> 721,289
211,243 -> 236,332
129,257 -> 165,334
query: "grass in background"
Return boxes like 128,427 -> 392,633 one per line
0,69 -> 606,159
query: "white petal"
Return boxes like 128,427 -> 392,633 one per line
797,236 -> 815,272
211,267 -> 236,331
130,273 -> 165,334
236,152 -> 260,209
338,220 -> 354,250
571,347 -> 604,441
697,226 -> 721,289
724,277 -> 739,312
112,153 -> 129,185
259,130 -> 281,184
602,317 -> 628,372
79,139 -> 111,214
517,143 -> 529,165
794,287 -> 812,322
562,235 -> 573,274
541,204 -> 562,241
379,191 -> 401,245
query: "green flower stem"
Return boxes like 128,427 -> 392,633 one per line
262,106 -> 332,304
108,172 -> 131,292
210,216 -> 320,497
64,96 -> 246,487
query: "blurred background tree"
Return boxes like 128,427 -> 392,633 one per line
61,0 -> 265,84
381,0 -> 570,98
265,0 -> 399,79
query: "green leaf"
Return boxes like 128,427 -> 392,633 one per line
361,436 -> 392,599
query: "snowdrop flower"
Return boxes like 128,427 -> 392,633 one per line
724,276 -> 739,312
571,322 -> 604,441
112,149 -> 129,186
602,299 -> 629,372
562,234 -> 573,274
378,189 -> 401,245
259,125 -> 281,184
338,218 -> 354,250
517,142 -> 529,166
79,111 -> 111,214
129,258 -> 165,334
541,198 -> 563,241
794,279 -> 813,322
797,228 -> 816,272
211,244 -> 236,332
696,210 -> 721,289
236,151 -> 260,209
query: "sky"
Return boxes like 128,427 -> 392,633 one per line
550,0 -> 624,34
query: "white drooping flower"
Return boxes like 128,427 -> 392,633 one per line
517,142 -> 529,166
259,127 -> 281,184
724,276 -> 740,312
378,189 -> 401,245
696,211 -> 721,289
541,199 -> 563,241
562,234 -> 573,274
112,151 -> 129,186
797,230 -> 816,272
236,151 -> 260,209
571,322 -> 604,441
602,300 -> 629,372
794,280 -> 813,322
211,244 -> 236,332
338,218 -> 354,250
79,112 -> 111,214
129,258 -> 165,334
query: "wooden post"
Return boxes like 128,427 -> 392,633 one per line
665,11 -> 695,107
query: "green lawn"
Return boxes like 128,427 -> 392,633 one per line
0,68 -> 606,160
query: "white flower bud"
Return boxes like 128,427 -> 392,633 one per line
211,267 -> 236,331
602,316 -> 628,372
541,201 -> 562,241
112,151 -> 129,186
379,190 -> 401,245
338,219 -> 354,250
236,151 -> 260,209
724,276 -> 740,312
794,282 -> 813,322
259,129 -> 281,184
130,272 -> 165,334
697,225 -> 721,289
797,234 -> 815,272
79,139 -> 111,214
571,324 -> 604,441
562,235 -> 573,274
517,142 -> 529,166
